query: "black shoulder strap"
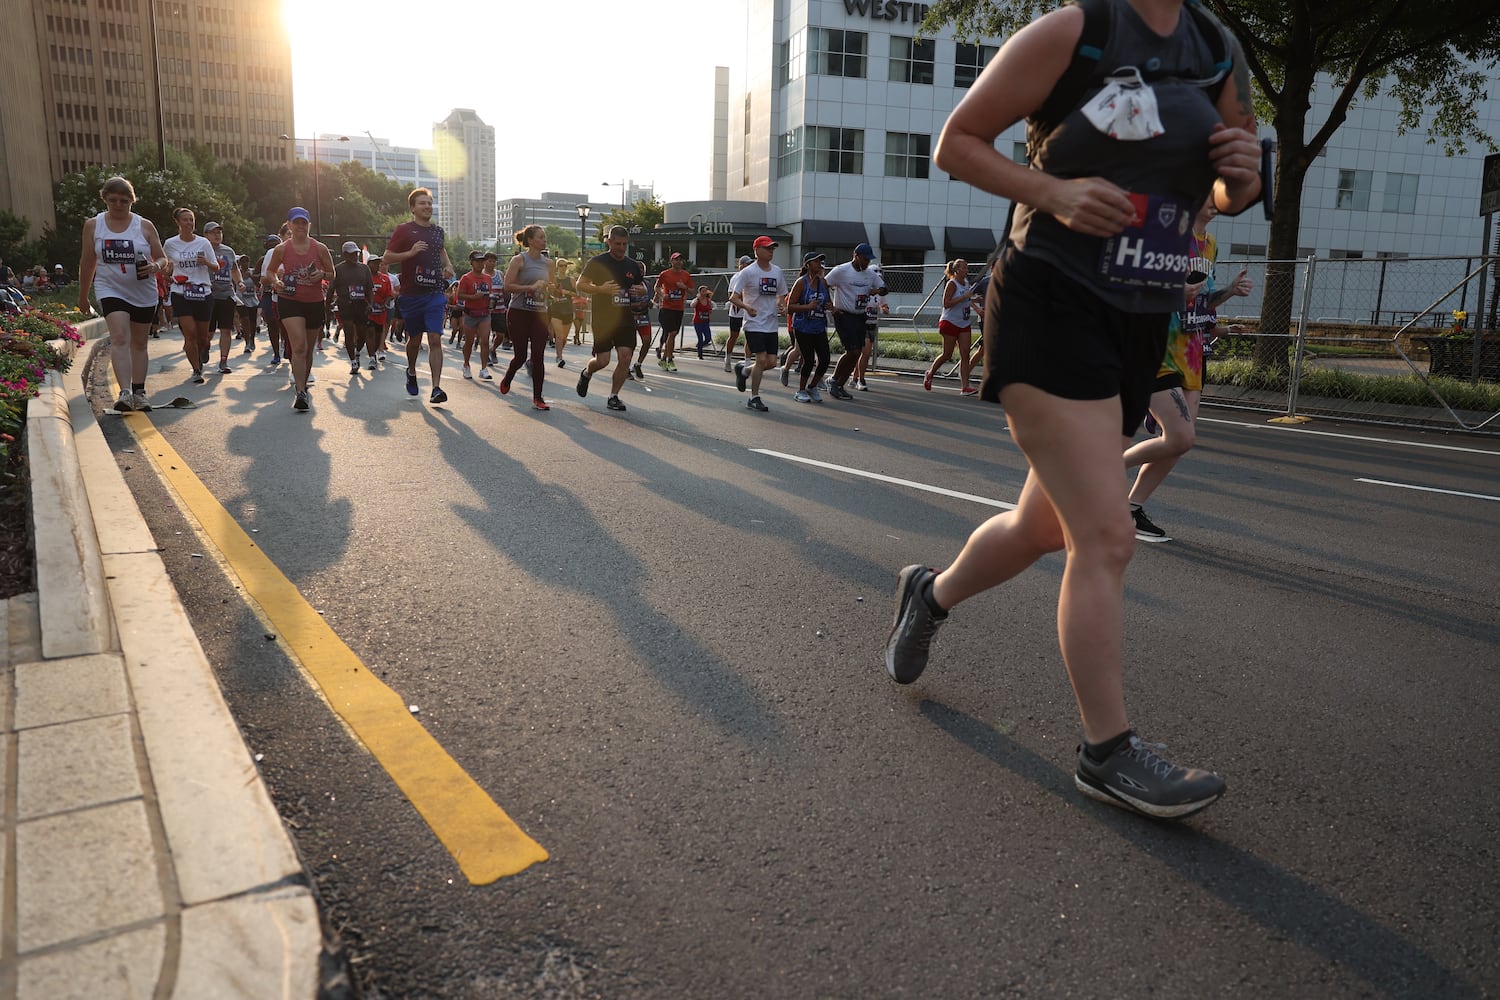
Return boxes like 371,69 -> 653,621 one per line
1183,1 -> 1232,105
1030,0 -> 1112,143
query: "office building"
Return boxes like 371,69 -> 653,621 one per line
289,134 -> 439,193
433,109 -> 496,243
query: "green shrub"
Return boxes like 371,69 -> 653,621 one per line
1207,357 -> 1500,411
0,305 -> 85,468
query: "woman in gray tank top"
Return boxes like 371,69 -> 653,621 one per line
501,225 -> 555,410
882,0 -> 1261,821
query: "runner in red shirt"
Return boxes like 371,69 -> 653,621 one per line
653,253 -> 694,371
456,250 -> 494,380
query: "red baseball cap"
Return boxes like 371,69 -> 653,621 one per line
753,236 -> 777,249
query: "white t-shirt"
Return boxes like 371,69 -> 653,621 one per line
825,260 -> 886,313
163,234 -> 216,300
729,263 -> 787,333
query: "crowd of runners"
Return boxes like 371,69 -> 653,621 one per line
73,0 -> 1263,825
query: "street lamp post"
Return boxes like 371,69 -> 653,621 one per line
281,134 -> 349,236
602,180 -> 626,210
576,204 -> 590,260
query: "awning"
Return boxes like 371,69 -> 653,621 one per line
800,219 -> 870,246
944,226 -> 998,259
880,223 -> 935,251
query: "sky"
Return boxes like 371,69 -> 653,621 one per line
285,0 -> 728,204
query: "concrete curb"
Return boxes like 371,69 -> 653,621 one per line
14,322 -> 322,997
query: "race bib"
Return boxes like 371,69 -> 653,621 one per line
611,294 -> 630,305
282,274 -> 297,295
523,292 -> 546,310
414,265 -> 441,291
758,276 -> 779,295
102,238 -> 135,266
182,282 -> 211,302
855,294 -> 870,309
667,288 -> 685,302
1099,194 -> 1194,291
347,285 -> 366,300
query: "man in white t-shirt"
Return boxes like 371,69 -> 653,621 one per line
727,236 -> 787,413
824,241 -> 888,400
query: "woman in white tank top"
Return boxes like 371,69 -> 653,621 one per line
76,175 -> 168,412
924,258 -> 981,396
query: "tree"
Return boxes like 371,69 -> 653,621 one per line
922,0 -> 1500,369
0,212 -> 41,271
596,196 -> 666,243
543,225 -> 580,259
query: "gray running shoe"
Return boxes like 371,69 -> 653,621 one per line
132,391 -> 151,412
114,389 -> 133,412
780,364 -> 790,387
606,396 -> 627,411
808,386 -> 823,403
1075,734 -> 1225,820
293,390 -> 309,411
747,396 -> 768,412
430,386 -> 448,404
829,383 -> 854,400
884,565 -> 947,684
794,390 -> 812,403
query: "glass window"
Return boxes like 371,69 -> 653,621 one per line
1012,141 -> 1028,164
777,127 -> 803,178
955,42 -> 997,88
884,132 -> 930,179
889,36 -> 935,85
1383,172 -> 1418,214
810,28 -> 867,79
807,126 -> 864,175
777,30 -> 806,86
1335,169 -> 1372,210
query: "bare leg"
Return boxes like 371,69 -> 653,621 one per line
1124,388 -> 1199,505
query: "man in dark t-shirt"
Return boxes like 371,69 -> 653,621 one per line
333,242 -> 375,374
574,225 -> 647,412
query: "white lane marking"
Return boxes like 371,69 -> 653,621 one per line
1198,417 -> 1500,457
1354,478 -> 1500,503
752,449 -> 1017,510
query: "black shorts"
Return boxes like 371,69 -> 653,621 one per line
210,297 -> 237,330
341,303 -> 369,328
548,299 -> 574,322
743,329 -> 779,356
490,311 -> 507,334
982,247 -> 1167,437
169,293 -> 212,322
833,311 -> 867,352
278,298 -> 326,328
728,316 -> 743,335
659,308 -> 684,334
99,297 -> 158,325
592,321 -> 636,355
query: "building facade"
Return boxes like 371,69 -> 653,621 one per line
290,134 -> 439,194
715,0 -> 1500,305
1,0 -> 295,237
433,109 -> 496,243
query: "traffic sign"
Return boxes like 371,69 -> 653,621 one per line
1481,152 -> 1500,216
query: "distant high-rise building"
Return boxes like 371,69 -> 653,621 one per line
711,66 -> 729,201
289,134 -> 439,193
0,0 -> 296,237
432,109 -> 496,243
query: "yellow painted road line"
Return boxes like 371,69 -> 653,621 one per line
122,414 -> 548,884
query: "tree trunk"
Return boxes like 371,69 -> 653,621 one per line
1253,79 -> 1315,373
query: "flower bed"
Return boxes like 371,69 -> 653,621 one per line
0,304 -> 85,597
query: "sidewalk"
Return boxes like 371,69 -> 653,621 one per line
1,326 -> 323,998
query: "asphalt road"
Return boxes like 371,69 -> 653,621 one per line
95,334 -> 1500,999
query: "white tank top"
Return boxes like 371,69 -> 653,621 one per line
91,212 -> 158,307
940,279 -> 973,328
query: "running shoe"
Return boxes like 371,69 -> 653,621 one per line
808,386 -> 824,403
575,370 -> 590,397
199,348 -> 210,366
884,565 -> 948,684
1132,506 -> 1170,543
479,366 -> 493,380
269,353 -> 281,367
533,398 -> 550,411
1075,734 -> 1225,820
114,389 -> 133,412
218,364 -> 233,374
293,390 -> 309,411
658,358 -> 670,370
367,360 -> 378,371
724,357 -> 733,373
307,373 -> 315,385
960,387 -> 979,397
377,352 -> 387,363
631,363 -> 645,381
747,396 -> 768,412
499,378 -> 511,395
406,372 -> 419,396
856,379 -> 869,391
734,362 -> 748,393
430,386 -> 448,404
829,384 -> 854,400
351,361 -> 361,376
606,396 -> 627,411
923,372 -> 933,391
131,391 -> 151,412
780,365 -> 791,387
191,372 -> 206,385
557,359 -> 566,369
666,359 -> 677,372
794,390 -> 812,403
462,364 -> 473,380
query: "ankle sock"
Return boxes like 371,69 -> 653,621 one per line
1084,730 -> 1132,764
130,383 -> 144,393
